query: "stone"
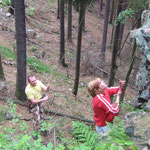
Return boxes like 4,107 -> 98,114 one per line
142,146 -> 148,150
124,112 -> 150,149
6,12 -> 11,17
130,8 -> 150,109
144,101 -> 150,112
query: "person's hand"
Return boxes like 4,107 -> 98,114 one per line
119,80 -> 125,89
117,89 -> 122,97
43,95 -> 48,101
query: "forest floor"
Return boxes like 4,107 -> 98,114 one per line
0,0 -> 137,145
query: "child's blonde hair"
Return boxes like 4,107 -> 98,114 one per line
88,78 -> 101,97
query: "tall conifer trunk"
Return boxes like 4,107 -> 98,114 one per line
0,52 -> 5,81
59,0 -> 67,67
73,0 -> 85,96
109,0 -> 123,87
67,0 -> 72,42
100,0 -> 110,62
14,0 -> 27,101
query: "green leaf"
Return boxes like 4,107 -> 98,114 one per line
118,146 -> 124,150
109,144 -> 118,150
124,141 -> 135,146
96,143 -> 107,150
131,145 -> 138,150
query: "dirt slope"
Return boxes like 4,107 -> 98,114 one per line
0,0 -> 136,143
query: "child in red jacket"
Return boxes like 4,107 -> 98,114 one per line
88,78 -> 125,135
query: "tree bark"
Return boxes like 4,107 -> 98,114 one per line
67,0 -> 72,42
14,0 -> 27,101
117,0 -> 127,52
110,0 -> 117,46
45,108 -> 94,123
99,0 -> 103,16
120,41 -> 137,102
82,3 -> 86,31
59,0 -> 67,67
73,0 -> 85,96
57,0 -> 60,19
109,0 -> 114,24
109,0 -> 123,87
0,52 -> 5,81
100,0 -> 110,61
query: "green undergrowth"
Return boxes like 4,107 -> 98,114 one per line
1,0 -> 11,7
71,118 -> 138,150
0,46 -> 68,80
0,100 -> 138,150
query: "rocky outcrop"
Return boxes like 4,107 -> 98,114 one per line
130,9 -> 150,110
124,112 -> 150,150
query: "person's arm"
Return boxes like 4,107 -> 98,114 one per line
29,95 -> 48,104
104,90 -> 122,122
107,86 -> 120,96
38,80 -> 50,92
97,94 -> 120,115
107,80 -> 125,96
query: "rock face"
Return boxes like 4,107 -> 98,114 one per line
124,112 -> 150,150
130,9 -> 150,110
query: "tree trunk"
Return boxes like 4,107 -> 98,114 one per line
8,0 -> 15,15
110,0 -> 117,46
109,0 -> 123,87
57,0 -> 60,19
100,0 -> 110,61
14,0 -> 27,101
59,0 -> 67,67
0,52 -> 5,81
109,0 -> 114,24
73,0 -> 85,96
120,41 -> 137,102
117,0 -> 127,52
82,3 -> 86,31
67,0 -> 72,42
99,0 -> 103,16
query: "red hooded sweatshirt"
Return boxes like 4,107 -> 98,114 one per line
92,87 -> 121,127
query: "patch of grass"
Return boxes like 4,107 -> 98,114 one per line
1,0 -> 11,7
0,46 -> 16,60
48,0 -> 57,9
51,65 -> 67,79
0,46 -> 68,80
28,45 -> 37,52
27,57 -> 51,73
26,7 -> 36,17
0,111 -> 6,121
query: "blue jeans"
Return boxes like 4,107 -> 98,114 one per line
96,125 -> 108,135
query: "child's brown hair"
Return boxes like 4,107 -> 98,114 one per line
88,78 -> 101,97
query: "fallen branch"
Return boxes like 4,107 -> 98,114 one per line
45,108 -> 94,123
0,98 -> 94,123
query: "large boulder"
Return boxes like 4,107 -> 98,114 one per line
124,112 -> 150,150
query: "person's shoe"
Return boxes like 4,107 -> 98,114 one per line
32,135 -> 38,140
